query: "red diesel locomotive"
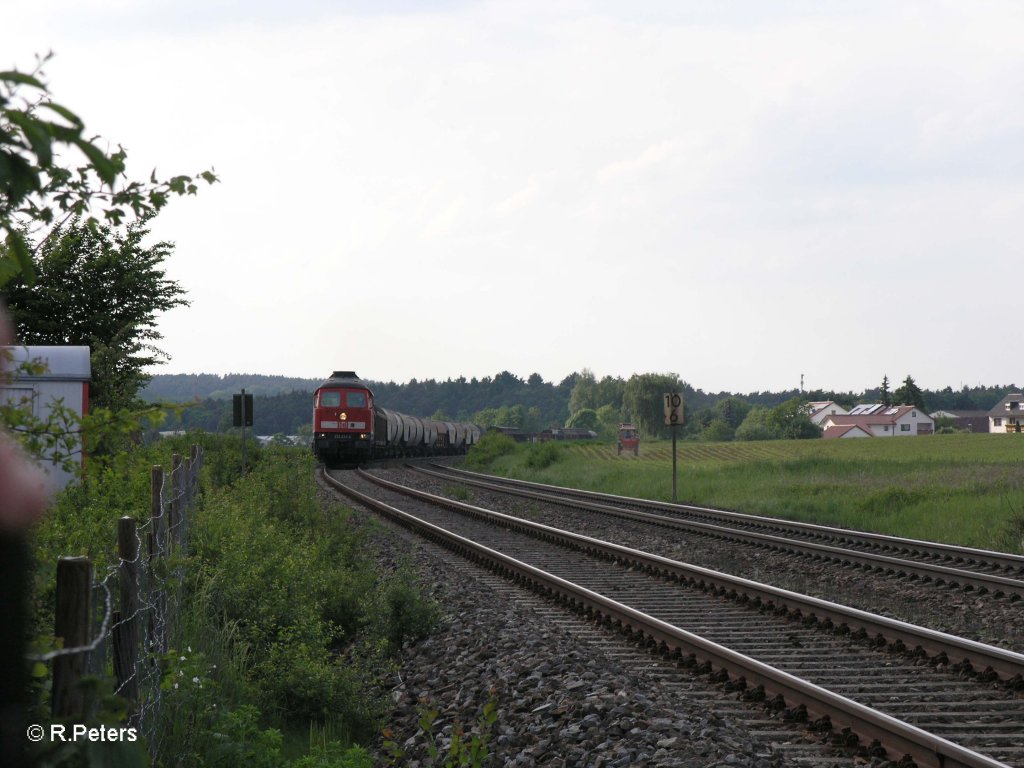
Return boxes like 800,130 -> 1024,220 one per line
312,371 -> 482,466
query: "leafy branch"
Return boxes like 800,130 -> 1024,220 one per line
0,52 -> 218,287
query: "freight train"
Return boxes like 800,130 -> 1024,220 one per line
312,371 -> 482,466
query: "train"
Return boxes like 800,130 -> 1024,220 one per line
312,371 -> 483,466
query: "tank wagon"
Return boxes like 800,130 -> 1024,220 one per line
312,371 -> 482,466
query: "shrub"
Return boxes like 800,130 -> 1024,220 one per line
464,432 -> 517,469
525,441 -> 561,469
370,568 -> 441,653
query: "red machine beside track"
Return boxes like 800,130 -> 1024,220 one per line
312,371 -> 482,466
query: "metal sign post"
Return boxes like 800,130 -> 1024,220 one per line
663,393 -> 683,502
233,389 -> 254,474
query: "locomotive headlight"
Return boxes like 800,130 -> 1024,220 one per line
341,412 -> 347,421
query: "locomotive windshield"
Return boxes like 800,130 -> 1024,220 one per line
319,390 -> 368,408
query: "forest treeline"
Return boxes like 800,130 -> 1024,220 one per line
145,371 -> 1020,441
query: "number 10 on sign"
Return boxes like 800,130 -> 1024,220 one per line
663,393 -> 683,426
664,393 -> 682,502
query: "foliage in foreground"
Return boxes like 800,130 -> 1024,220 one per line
30,435 -> 441,767
1,55 -> 216,288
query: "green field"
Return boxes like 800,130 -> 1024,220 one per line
469,434 -> 1024,553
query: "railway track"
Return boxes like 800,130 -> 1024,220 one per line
413,463 -> 1024,602
323,467 -> 1024,768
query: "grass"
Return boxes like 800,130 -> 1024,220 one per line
466,434 -> 1024,553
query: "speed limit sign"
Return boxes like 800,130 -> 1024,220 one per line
664,392 -> 683,426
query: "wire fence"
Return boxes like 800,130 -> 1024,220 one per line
33,443 -> 202,760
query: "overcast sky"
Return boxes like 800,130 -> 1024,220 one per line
4,1 -> 1023,394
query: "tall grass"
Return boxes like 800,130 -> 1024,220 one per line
466,434 -> 1024,552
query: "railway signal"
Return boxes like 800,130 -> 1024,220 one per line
664,393 -> 683,502
233,390 -> 253,474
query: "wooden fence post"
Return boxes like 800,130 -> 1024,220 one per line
114,517 -> 140,716
150,465 -> 163,557
149,466 -> 165,654
52,557 -> 92,717
170,454 -> 183,551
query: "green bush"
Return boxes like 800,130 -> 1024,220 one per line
525,441 -> 561,470
370,567 -> 441,653
30,436 -> 444,764
464,432 -> 517,469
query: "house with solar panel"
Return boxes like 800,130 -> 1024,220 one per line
819,404 -> 935,439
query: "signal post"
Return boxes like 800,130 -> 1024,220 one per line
233,389 -> 254,474
664,393 -> 683,502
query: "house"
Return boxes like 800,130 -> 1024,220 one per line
1,346 -> 91,493
807,401 -> 849,426
821,423 -> 872,439
929,409 -> 990,433
988,393 -> 1024,433
820,404 -> 934,438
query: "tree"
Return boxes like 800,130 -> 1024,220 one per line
0,56 -> 216,287
893,375 -> 927,410
3,220 -> 187,410
595,403 -> 622,439
767,397 -> 821,439
734,407 -> 775,441
566,408 -> 599,432
622,372 -> 684,438
700,417 -> 734,442
734,399 -> 820,441
712,396 -> 751,430
568,368 -> 598,415
880,375 -> 891,407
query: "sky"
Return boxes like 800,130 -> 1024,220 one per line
3,0 -> 1023,394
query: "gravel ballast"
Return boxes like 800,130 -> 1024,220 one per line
328,472 -> 889,768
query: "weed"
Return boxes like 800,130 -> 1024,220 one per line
447,484 -> 472,502
383,688 -> 498,767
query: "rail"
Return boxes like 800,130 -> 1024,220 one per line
323,467 -> 1014,768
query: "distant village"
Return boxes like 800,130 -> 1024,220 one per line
808,394 -> 1024,438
